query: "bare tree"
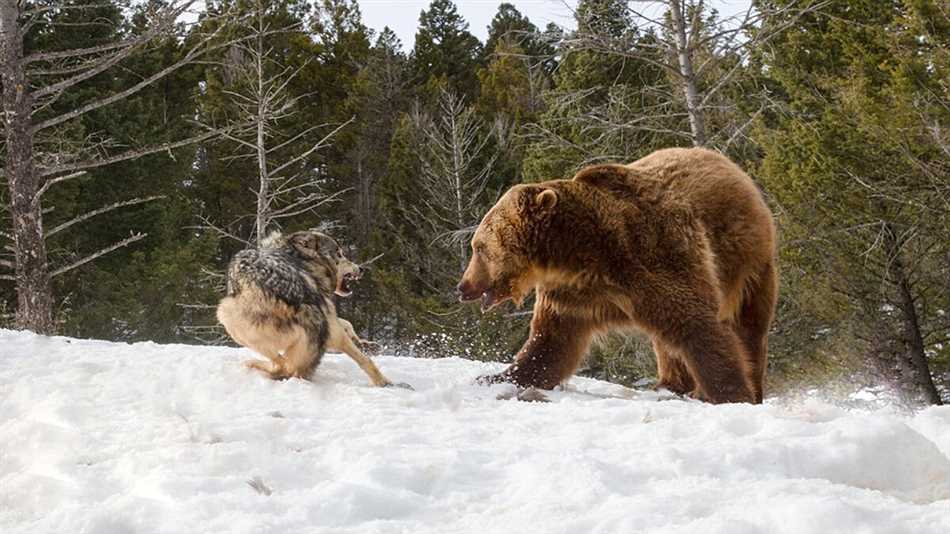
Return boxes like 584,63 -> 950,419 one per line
198,0 -> 353,248
411,90 -> 499,279
0,0 -> 246,333
563,0 -> 826,148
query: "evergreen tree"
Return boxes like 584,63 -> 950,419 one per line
341,27 -> 409,249
477,4 -> 551,122
56,3 -> 214,341
412,0 -> 482,99
521,0 -> 671,181
756,0 -> 949,404
335,28 -> 412,339
482,2 -> 554,68
475,6 -> 553,196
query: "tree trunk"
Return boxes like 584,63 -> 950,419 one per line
355,157 -> 371,247
1,1 -> 55,334
884,226 -> 942,405
253,30 -> 269,249
895,271 -> 942,405
667,0 -> 707,147
451,119 -> 467,274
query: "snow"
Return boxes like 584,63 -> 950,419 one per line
1,329 -> 949,534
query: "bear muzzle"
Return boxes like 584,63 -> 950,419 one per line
456,280 -> 481,303
458,281 -> 504,312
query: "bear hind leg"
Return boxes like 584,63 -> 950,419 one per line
733,261 -> 777,403
634,287 -> 755,404
673,320 -> 755,404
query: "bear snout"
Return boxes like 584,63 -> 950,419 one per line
457,280 -> 481,302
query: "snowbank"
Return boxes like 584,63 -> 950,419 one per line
1,329 -> 948,534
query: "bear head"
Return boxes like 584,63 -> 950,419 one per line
457,184 -> 558,312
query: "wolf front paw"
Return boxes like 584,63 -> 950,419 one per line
244,359 -> 273,373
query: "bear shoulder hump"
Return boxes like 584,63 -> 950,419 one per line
571,164 -> 630,190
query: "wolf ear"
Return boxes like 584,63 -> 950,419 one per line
535,189 -> 558,211
289,232 -> 320,253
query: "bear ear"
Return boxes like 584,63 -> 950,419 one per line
535,189 -> 558,211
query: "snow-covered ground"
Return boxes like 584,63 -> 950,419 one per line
1,329 -> 949,534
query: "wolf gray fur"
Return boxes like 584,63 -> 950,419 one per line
217,230 -> 405,387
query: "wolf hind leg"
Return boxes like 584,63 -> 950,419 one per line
218,298 -> 293,378
266,327 -> 324,380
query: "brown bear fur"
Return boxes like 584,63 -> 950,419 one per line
457,147 -> 777,404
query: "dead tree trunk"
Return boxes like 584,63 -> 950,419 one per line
254,34 -> 269,248
1,1 -> 54,333
2,1 -> 247,333
667,0 -> 707,147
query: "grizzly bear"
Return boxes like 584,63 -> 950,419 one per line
457,147 -> 777,404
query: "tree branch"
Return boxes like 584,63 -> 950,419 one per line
25,39 -> 137,64
268,117 -> 354,177
51,233 -> 148,277
30,2 -> 262,132
29,2 -> 192,100
38,124 -> 240,178
189,217 -> 252,247
24,3 -> 115,17
46,196 -> 164,238
33,171 -> 86,203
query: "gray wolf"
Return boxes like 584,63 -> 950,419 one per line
217,230 -> 408,388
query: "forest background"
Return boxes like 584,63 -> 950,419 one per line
2,0 -> 948,405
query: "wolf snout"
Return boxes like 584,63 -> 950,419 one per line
345,265 -> 362,280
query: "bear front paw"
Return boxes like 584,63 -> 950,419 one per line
475,372 -> 511,386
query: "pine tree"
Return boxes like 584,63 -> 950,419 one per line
340,27 -> 409,249
756,0 -> 949,404
477,5 -> 550,122
334,27 -> 412,339
521,0 -> 671,181
482,2 -> 553,66
53,3 -> 214,341
412,0 -> 482,100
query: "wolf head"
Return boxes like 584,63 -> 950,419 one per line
266,230 -> 362,297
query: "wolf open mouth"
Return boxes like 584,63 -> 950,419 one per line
337,272 -> 359,296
